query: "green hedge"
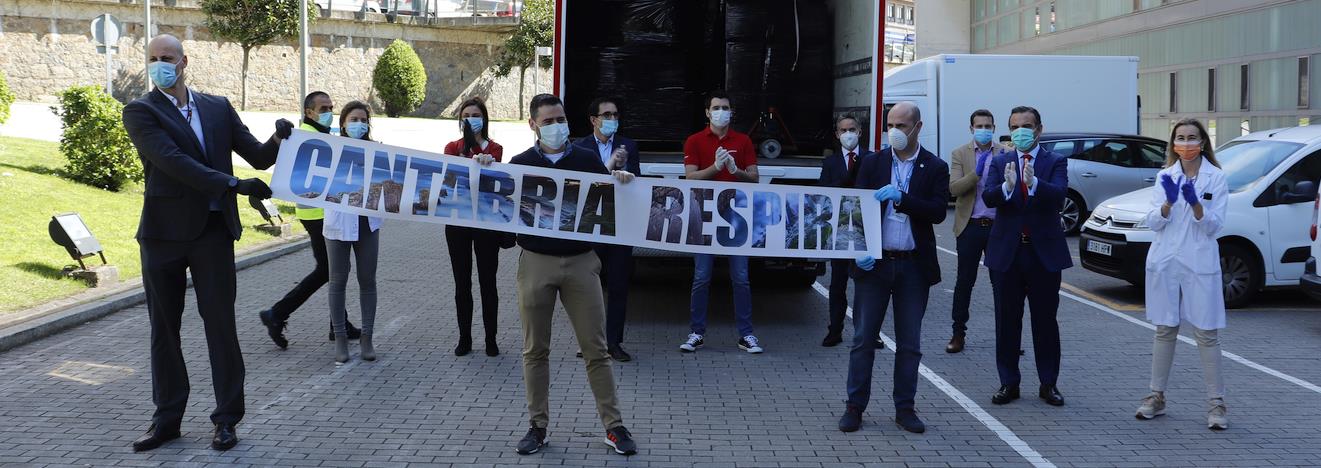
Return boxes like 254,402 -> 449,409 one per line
372,39 -> 427,117
56,86 -> 142,192
0,71 -> 15,124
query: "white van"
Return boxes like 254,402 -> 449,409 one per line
881,54 -> 1140,163
1080,125 -> 1321,308
1303,182 -> 1321,301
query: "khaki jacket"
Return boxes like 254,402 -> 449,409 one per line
949,141 -> 1011,236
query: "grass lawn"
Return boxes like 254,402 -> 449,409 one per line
0,136 -> 302,313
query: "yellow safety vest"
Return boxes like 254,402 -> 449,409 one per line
294,122 -> 325,221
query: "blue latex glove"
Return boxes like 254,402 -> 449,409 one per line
1180,179 -> 1200,206
1159,174 -> 1179,205
856,255 -> 876,271
874,184 -> 902,204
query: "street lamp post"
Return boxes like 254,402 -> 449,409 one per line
299,0 -> 309,112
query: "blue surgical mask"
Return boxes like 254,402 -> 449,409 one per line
973,128 -> 994,145
538,122 -> 570,149
600,119 -> 619,137
317,112 -> 334,128
1011,127 -> 1037,151
149,61 -> 179,89
464,116 -> 484,133
346,122 -> 370,139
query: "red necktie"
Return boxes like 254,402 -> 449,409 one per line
1021,154 -> 1033,235
847,151 -> 856,171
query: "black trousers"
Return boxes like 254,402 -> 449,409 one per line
446,226 -> 501,340
826,259 -> 851,336
992,245 -> 1062,387
594,244 -> 633,347
269,218 -> 328,322
952,222 -> 993,335
139,212 -> 245,426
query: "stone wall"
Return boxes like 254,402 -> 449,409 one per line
0,0 -> 551,119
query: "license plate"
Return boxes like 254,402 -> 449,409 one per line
1086,240 -> 1113,256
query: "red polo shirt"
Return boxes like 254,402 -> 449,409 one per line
683,127 -> 757,182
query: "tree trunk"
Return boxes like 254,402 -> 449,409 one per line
240,46 -> 251,111
517,66 -> 526,120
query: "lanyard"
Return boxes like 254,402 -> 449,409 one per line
891,156 -> 913,193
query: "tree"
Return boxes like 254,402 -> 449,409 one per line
493,0 -> 553,120
201,0 -> 315,110
372,40 -> 428,117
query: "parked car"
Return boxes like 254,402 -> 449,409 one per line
1302,181 -> 1321,301
1080,125 -> 1321,308
315,0 -> 384,13
1033,133 -> 1168,234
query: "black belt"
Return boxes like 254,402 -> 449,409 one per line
882,250 -> 917,260
972,218 -> 994,227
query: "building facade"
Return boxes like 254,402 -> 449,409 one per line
969,0 -> 1321,144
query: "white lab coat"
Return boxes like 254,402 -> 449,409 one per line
1142,157 -> 1229,330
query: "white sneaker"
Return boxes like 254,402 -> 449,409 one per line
1135,392 -> 1165,420
738,335 -> 764,354
679,333 -> 704,352
1207,398 -> 1228,430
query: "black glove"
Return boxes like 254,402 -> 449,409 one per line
234,178 -> 273,199
274,118 -> 294,140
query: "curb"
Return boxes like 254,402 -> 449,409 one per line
0,237 -> 311,353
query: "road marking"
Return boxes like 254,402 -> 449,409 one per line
1058,282 -> 1143,312
934,245 -> 1321,396
812,282 -> 1056,468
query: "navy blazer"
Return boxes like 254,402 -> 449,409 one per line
980,147 -> 1074,272
573,134 -> 641,176
853,147 -> 950,285
818,148 -> 870,188
122,89 -> 279,242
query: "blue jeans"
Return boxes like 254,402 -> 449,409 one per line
846,258 -> 928,411
690,254 -> 753,337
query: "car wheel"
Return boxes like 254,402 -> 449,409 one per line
1060,192 -> 1085,235
1219,243 -> 1262,309
759,138 -> 782,159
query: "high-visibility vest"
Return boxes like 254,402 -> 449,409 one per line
294,122 -> 325,221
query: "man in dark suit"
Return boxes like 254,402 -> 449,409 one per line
573,97 -> 641,362
121,34 -> 294,452
980,105 -> 1072,407
838,102 -> 949,434
818,114 -> 871,347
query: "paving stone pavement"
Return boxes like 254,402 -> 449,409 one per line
1,214 -> 1320,467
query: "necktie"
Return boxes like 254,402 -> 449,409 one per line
847,151 -> 856,172
1021,154 -> 1033,236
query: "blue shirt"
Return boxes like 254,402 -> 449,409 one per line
882,147 -> 918,251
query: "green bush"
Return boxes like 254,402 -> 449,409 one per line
372,39 -> 427,117
55,86 -> 142,191
0,71 -> 15,124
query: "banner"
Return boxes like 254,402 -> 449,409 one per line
271,131 -> 883,259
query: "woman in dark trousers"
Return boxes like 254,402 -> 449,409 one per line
326,101 -> 384,364
442,97 -> 505,356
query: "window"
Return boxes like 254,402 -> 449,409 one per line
1043,141 -> 1076,157
1082,140 -> 1144,168
1258,151 -> 1321,207
1208,68 -> 1216,112
1059,140 -> 1102,161
1300,56 -> 1311,109
1138,143 -> 1168,168
1169,72 -> 1178,113
888,4 -> 897,23
1240,64 -> 1251,111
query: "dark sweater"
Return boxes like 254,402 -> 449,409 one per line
509,143 -> 610,256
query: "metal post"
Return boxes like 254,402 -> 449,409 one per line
104,16 -> 115,96
299,0 -> 309,111
143,0 -> 151,87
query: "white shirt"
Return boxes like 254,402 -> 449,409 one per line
322,209 -> 382,242
595,135 -> 615,167
544,151 -> 566,164
840,145 -> 859,172
1002,144 -> 1041,199
160,88 -> 224,211
882,146 -> 918,251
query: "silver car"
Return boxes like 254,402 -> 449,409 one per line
1034,133 -> 1169,234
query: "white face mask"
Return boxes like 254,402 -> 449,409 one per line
888,127 -> 910,151
538,122 -> 570,149
840,131 -> 859,150
710,110 -> 732,128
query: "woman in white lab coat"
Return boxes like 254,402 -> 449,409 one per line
1135,118 -> 1230,430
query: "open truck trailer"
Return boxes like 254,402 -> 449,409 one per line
548,0 -> 893,286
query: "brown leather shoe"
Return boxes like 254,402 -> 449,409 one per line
945,334 -> 965,354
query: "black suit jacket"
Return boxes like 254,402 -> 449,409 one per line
853,147 -> 950,285
572,134 -> 641,175
123,89 -> 279,242
819,148 -> 870,188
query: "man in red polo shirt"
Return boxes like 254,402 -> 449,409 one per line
678,90 -> 763,354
